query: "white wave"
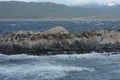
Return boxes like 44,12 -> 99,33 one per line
0,63 -> 95,80
0,52 -> 120,63
32,65 -> 95,72
0,51 -> 120,62
53,51 -> 120,59
9,24 -> 16,27
53,52 -> 98,59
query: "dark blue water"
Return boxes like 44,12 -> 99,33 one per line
0,20 -> 120,80
0,20 -> 120,34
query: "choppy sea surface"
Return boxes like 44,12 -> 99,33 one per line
0,20 -> 120,80
1,52 -> 120,80
0,20 -> 120,34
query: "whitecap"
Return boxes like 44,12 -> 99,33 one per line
0,58 -> 95,80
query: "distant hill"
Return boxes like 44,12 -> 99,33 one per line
0,1 -> 120,19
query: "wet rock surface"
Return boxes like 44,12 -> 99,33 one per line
0,26 -> 120,55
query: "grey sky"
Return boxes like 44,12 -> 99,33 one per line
0,0 -> 120,6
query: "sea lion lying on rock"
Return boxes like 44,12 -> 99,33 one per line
0,26 -> 120,55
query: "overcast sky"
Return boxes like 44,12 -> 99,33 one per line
0,0 -> 120,6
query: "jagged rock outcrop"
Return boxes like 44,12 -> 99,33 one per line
0,26 -> 120,55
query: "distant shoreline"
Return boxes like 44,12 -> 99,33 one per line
0,18 -> 120,21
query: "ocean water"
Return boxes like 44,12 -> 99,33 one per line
0,20 -> 120,80
0,52 -> 120,80
0,20 -> 120,34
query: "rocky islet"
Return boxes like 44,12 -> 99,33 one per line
0,26 -> 120,55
